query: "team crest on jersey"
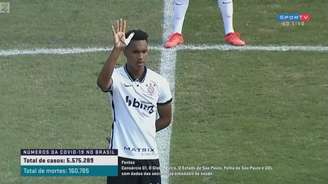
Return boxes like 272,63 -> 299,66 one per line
146,81 -> 157,96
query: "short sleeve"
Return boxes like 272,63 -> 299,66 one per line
157,78 -> 172,105
108,68 -> 119,92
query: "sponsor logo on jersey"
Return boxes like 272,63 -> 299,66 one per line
124,146 -> 155,153
125,96 -> 155,114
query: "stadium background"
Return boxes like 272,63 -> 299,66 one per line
0,0 -> 327,184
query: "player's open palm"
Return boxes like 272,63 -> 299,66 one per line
112,19 -> 127,50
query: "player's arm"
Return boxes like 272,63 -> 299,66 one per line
97,19 -> 127,92
156,102 -> 172,132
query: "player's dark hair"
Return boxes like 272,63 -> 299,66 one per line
125,29 -> 148,42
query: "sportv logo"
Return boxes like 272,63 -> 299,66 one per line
276,12 -> 311,26
125,96 -> 155,114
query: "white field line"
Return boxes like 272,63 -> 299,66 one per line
1,44 -> 328,57
174,44 -> 328,52
156,0 -> 175,184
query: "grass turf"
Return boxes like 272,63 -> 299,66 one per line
183,0 -> 328,45
171,51 -> 328,184
0,0 -> 163,49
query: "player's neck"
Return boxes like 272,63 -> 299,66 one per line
126,64 -> 145,81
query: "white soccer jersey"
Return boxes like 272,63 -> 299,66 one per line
107,65 -> 172,160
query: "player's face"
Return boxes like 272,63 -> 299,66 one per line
124,40 -> 148,70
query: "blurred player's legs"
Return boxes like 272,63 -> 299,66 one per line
218,0 -> 234,35
172,0 -> 188,34
164,0 -> 187,48
164,0 -> 245,48
217,0 -> 245,46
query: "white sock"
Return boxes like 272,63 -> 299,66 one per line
172,0 -> 189,34
218,0 -> 234,35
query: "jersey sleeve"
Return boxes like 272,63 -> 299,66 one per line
157,78 -> 172,105
108,68 -> 120,92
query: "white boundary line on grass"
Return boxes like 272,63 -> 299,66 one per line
156,1 -> 175,184
174,44 -> 328,52
1,45 -> 328,57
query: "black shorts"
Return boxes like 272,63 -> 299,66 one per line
107,156 -> 161,184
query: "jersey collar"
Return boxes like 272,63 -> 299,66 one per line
124,64 -> 147,83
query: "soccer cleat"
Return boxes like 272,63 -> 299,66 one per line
164,32 -> 184,48
224,32 -> 246,46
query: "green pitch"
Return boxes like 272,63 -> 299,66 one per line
0,0 -> 327,184
171,51 -> 328,184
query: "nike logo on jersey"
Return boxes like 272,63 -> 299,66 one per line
125,96 -> 155,114
123,83 -> 133,87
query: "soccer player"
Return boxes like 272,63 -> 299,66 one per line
164,0 -> 246,48
97,19 -> 172,184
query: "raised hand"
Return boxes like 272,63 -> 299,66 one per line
112,18 -> 127,50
